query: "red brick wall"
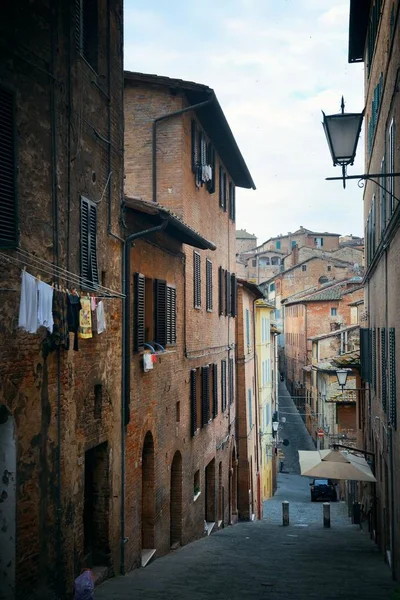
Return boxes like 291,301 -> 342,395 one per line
123,79 -> 239,570
0,2 -> 124,597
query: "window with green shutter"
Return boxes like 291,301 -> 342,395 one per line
194,251 -> 201,308
201,366 -> 210,426
389,328 -> 397,429
229,181 -> 235,221
80,196 -> 99,288
190,369 -> 197,436
133,273 -> 145,352
225,270 -> 231,316
221,359 -> 227,412
230,274 -> 237,317
206,259 -> 213,312
371,328 -> 377,390
0,86 -> 17,248
218,266 -> 224,316
381,328 -> 387,411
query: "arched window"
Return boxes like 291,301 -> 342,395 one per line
271,256 -> 280,265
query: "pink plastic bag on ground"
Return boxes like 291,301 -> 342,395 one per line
74,569 -> 94,600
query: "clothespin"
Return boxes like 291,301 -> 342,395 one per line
37,274 -> 41,281
23,266 -> 26,271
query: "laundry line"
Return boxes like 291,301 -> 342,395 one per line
0,249 -> 125,299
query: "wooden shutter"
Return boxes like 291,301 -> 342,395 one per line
381,328 -> 387,411
218,266 -> 224,315
191,120 -> 198,173
206,259 -> 213,311
201,366 -> 210,426
229,182 -> 236,221
225,270 -> 231,316
89,203 -> 99,286
371,328 -> 376,390
199,131 -> 207,166
212,363 -> 218,418
221,359 -> 227,411
219,167 -> 224,208
360,328 -> 371,382
133,273 -> 145,351
389,328 -> 396,429
80,197 -> 90,283
194,251 -> 201,308
207,144 -> 215,194
0,87 -> 17,248
229,358 -> 234,405
190,369 -> 197,436
155,279 -> 167,346
167,286 -> 176,345
230,273 -> 237,317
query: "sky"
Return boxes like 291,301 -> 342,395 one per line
124,0 -> 365,244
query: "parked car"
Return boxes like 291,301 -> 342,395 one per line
310,478 -> 337,502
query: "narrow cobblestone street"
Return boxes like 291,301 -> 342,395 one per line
96,383 -> 397,599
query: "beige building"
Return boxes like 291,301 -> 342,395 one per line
348,0 -> 400,578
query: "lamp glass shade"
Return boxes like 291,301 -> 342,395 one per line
272,421 -> 279,432
336,369 -> 348,388
322,110 -> 364,166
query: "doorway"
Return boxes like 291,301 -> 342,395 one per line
142,432 -> 155,551
170,451 -> 182,547
83,442 -> 110,567
0,405 -> 16,600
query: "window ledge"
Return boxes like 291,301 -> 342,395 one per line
193,491 -> 201,502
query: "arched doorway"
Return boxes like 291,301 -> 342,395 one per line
0,405 -> 16,600
170,451 -> 182,547
142,432 -> 155,551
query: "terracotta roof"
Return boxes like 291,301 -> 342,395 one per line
284,279 -> 363,305
332,350 -> 361,367
124,196 -> 216,250
236,229 -> 257,239
124,71 -> 255,190
237,278 -> 264,299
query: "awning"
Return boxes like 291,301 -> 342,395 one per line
298,449 -> 376,482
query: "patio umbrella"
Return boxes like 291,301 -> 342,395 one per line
298,449 -> 376,482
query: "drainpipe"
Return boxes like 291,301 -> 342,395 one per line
120,218 -> 169,575
152,97 -> 214,203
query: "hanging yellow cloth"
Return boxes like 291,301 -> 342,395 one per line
79,297 -> 93,339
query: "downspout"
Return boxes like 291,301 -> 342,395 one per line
152,97 -> 214,203
120,218 -> 169,574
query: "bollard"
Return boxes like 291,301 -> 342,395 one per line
323,502 -> 331,528
282,501 -> 289,526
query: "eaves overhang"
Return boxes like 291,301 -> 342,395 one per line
349,0 -> 371,63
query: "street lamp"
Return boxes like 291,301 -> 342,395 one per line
322,97 -> 400,192
322,97 -> 364,188
336,368 -> 348,391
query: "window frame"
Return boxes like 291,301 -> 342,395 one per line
206,259 -> 213,312
194,251 -> 201,309
80,196 -> 99,288
75,0 -> 99,72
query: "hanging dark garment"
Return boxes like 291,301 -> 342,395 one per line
67,293 -> 82,351
52,290 -> 69,349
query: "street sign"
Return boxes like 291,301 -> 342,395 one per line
317,429 -> 324,438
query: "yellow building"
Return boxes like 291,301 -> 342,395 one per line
255,300 -> 277,500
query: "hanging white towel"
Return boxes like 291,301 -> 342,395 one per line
38,281 -> 54,333
18,271 -> 39,334
96,301 -> 106,334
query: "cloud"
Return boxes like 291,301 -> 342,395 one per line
124,0 -> 365,243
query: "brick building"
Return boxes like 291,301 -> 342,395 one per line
123,72 -> 255,567
236,229 -> 257,255
236,280 -> 263,521
0,1 -> 124,598
282,279 -> 364,412
255,226 -> 341,256
347,0 -> 400,577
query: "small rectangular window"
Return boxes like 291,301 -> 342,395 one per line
166,286 -> 177,345
276,241 -> 281,250
80,197 -> 99,287
0,86 -> 17,248
219,167 -> 227,210
229,181 -> 236,221
201,366 -> 210,426
221,359 -> 227,412
75,0 -> 99,71
327,265 -> 331,272
206,259 -> 213,312
194,251 -> 201,308
230,273 -> 237,317
331,307 -> 337,317
302,264 -> 307,272
212,363 -> 218,418
314,237 -> 323,248
252,259 -> 257,267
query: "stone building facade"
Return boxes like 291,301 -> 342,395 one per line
348,0 -> 400,577
0,1 -> 124,598
123,72 -> 255,568
236,281 -> 263,521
